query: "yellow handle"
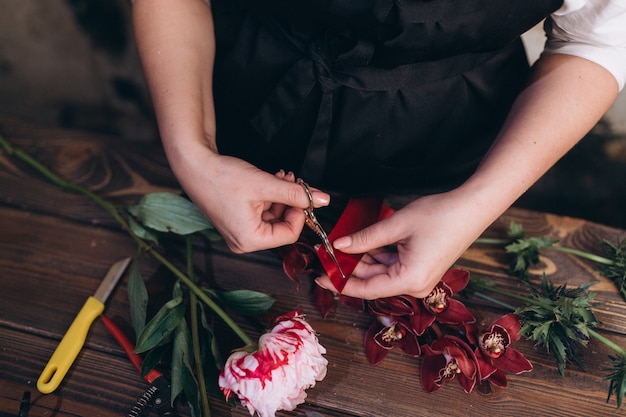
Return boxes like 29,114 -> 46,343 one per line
37,296 -> 104,394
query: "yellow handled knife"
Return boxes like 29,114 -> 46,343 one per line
37,257 -> 131,394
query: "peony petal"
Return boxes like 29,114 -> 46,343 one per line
440,268 -> 470,293
495,347 -> 533,374
436,299 -> 476,325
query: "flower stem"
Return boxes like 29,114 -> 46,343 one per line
187,237 -> 211,417
471,292 -> 516,312
0,135 -> 253,346
588,328 -> 626,356
469,278 -> 554,311
474,237 -> 512,245
548,245 -> 614,265
473,228 -> 615,266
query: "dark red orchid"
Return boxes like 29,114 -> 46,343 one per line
313,284 -> 366,319
421,335 -> 478,394
365,316 -> 421,365
277,242 -> 317,290
369,295 -> 420,317
411,268 -> 476,335
474,313 -> 533,387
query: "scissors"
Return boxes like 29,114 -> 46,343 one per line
297,179 -> 346,279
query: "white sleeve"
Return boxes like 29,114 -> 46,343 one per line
543,0 -> 626,90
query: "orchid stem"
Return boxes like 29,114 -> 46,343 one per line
471,292 -> 516,312
469,278 -> 554,311
0,135 -> 253,346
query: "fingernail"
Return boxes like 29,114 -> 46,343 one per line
312,192 -> 330,207
333,236 -> 351,249
314,278 -> 329,290
286,171 -> 295,181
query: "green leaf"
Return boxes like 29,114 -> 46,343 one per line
127,216 -> 159,244
211,289 -> 275,316
127,192 -> 215,235
506,236 -> 556,278
140,343 -> 170,378
171,318 -> 193,405
198,303 -> 224,369
182,357 -> 201,417
507,221 -> 526,240
605,353 -> 626,409
127,259 -> 149,339
135,287 -> 186,353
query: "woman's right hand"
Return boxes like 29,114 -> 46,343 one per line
169,142 -> 330,253
133,0 -> 330,253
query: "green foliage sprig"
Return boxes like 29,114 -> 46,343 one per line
476,222 -> 626,301
468,274 -> 626,408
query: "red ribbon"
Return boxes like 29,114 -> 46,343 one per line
316,197 -> 395,292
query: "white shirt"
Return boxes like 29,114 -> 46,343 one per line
545,0 -> 626,90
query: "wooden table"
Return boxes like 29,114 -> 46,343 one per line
2,117 -> 626,417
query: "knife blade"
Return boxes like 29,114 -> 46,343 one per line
36,257 -> 131,394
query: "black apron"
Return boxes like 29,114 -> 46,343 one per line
211,0 -> 564,195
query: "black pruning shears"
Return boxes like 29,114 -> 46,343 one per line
100,315 -> 176,417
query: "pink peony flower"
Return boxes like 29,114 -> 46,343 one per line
219,311 -> 328,417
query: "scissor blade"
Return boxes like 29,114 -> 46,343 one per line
325,246 -> 346,279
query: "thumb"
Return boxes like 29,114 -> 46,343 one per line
264,178 -> 330,209
333,218 -> 400,255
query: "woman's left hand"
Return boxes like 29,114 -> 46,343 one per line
315,190 -> 488,300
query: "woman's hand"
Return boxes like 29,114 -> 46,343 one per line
316,53 -> 619,300
170,144 -> 330,253
315,190 -> 485,299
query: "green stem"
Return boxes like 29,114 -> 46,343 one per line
474,237 -> 512,245
1,135 -> 253,346
469,279 -> 554,311
187,237 -> 211,417
471,292 -> 516,311
588,328 -> 626,356
548,245 -> 614,265
0,134 -> 126,227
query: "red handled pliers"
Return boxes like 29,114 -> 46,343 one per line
101,315 -> 176,417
